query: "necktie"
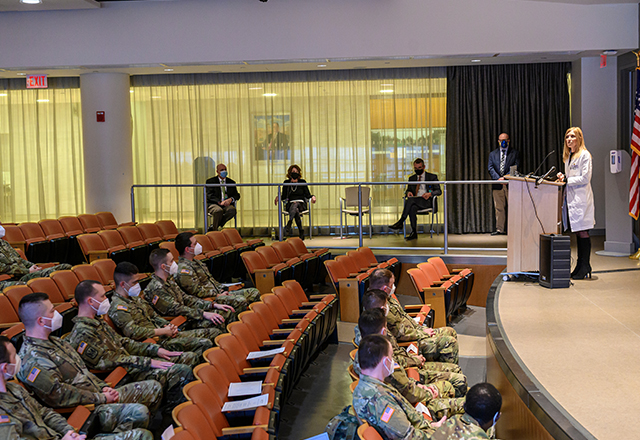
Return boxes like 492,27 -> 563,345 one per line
500,150 -> 506,175
220,179 -> 226,200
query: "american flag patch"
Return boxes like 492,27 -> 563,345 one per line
152,295 -> 159,305
117,305 -> 128,311
180,269 -> 190,274
77,341 -> 88,354
26,367 -> 41,383
0,415 -> 9,423
380,405 -> 395,423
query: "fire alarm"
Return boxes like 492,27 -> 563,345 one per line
96,111 -> 105,122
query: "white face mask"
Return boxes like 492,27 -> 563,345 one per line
193,243 -> 203,256
165,261 -> 179,276
91,298 -> 110,316
382,305 -> 389,317
0,226 -> 5,239
389,284 -> 396,297
127,283 -> 141,297
382,357 -> 394,378
43,311 -> 63,332
3,355 -> 21,380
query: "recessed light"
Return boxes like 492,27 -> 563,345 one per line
381,83 -> 393,86
36,99 -> 49,103
164,68 -> 174,72
263,93 -> 277,97
17,73 -> 26,76
20,0 -> 42,4
130,90 -> 134,93
471,59 -> 481,63
151,96 -> 161,99
248,87 -> 263,90
317,64 -> 327,68
380,90 -> 394,93
0,93 -> 7,97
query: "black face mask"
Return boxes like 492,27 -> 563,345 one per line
414,168 -> 424,175
290,172 -> 300,180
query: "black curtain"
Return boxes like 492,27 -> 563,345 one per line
445,63 -> 571,234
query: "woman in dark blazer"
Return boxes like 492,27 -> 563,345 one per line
274,164 -> 316,239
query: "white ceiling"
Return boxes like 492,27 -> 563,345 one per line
0,0 -> 98,12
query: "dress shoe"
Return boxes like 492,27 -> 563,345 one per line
405,232 -> 418,240
389,221 -> 404,230
491,231 -> 506,236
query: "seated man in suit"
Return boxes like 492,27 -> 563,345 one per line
488,133 -> 519,235
206,163 -> 240,231
389,158 -> 442,240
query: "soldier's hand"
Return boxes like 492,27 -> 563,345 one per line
214,303 -> 235,313
29,265 -> 41,273
102,388 -> 119,403
431,416 -> 447,429
151,359 -> 174,370
423,327 -> 435,337
156,325 -> 174,337
157,348 -> 182,360
204,311 -> 225,325
169,324 -> 179,336
426,384 -> 439,398
417,355 -> 426,367
62,430 -> 87,440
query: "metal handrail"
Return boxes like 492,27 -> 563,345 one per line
130,179 -> 504,254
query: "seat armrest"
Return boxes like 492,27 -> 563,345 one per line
243,366 -> 280,374
222,425 -> 268,435
403,304 -> 425,311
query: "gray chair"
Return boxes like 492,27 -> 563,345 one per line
340,186 -> 372,239
402,195 -> 438,238
207,200 -> 238,231
280,198 -> 312,240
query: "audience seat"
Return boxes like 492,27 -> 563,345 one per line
96,212 -> 136,230
72,264 -> 112,291
77,214 -> 103,234
2,225 -> 27,254
324,259 -> 368,323
0,294 -> 21,329
357,246 -> 400,281
241,251 -> 287,294
222,228 -> 264,249
255,247 -> 295,285
416,262 -> 459,318
115,226 -> 151,272
271,241 -> 317,289
50,270 -> 82,302
96,230 -> 132,265
91,259 -> 119,287
357,421 -> 384,440
58,216 -> 85,238
193,235 -> 225,281
18,222 -> 51,263
406,268 -> 448,328
154,220 -> 181,240
4,285 -> 36,312
428,256 -> 474,313
206,231 -> 239,282
38,219 -> 71,264
136,223 -> 164,248
1,323 -> 25,352
203,346 -> 283,393
26,277 -> 67,304
76,234 -> 110,263
286,237 -> 330,284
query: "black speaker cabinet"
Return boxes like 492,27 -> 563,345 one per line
539,234 -> 571,288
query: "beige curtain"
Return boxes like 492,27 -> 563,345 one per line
130,72 -> 446,233
0,83 -> 85,223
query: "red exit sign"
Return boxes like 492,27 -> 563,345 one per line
26,74 -> 48,89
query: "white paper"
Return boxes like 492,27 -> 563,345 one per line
228,380 -> 263,397
413,316 -> 421,323
304,433 -> 330,440
406,343 -> 419,355
221,393 -> 269,412
415,402 -> 432,420
222,282 -> 243,287
246,346 -> 285,360
161,425 -> 175,440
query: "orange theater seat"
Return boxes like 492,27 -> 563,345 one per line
18,223 -> 51,263
96,212 -> 136,230
77,214 -> 103,234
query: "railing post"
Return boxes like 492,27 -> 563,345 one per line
443,182 -> 448,255
203,186 -> 208,233
130,186 -> 136,223
358,184 -> 363,248
277,185 -> 283,241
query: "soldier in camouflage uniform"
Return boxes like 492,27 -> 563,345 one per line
0,235 -> 72,289
353,335 -> 448,439
370,269 -> 459,364
174,232 -> 260,311
143,249 -> 230,333
108,262 -> 213,356
359,291 -> 468,397
67,281 -> 196,410
0,336 -> 153,440
432,383 -> 502,440
16,293 -> 162,436
355,310 -> 465,419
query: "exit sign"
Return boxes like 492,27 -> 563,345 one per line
26,74 -> 48,89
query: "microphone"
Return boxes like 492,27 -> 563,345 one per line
528,150 -> 555,178
536,166 -> 556,186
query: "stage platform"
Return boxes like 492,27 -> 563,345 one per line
487,256 -> 640,439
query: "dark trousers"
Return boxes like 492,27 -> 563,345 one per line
401,197 -> 433,232
286,201 -> 307,230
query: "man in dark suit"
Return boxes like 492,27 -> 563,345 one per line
488,133 -> 519,235
389,158 -> 442,240
262,122 -> 289,161
206,163 -> 240,231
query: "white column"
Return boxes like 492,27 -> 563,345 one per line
80,73 -> 133,223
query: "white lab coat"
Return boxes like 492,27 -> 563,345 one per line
562,149 -> 595,232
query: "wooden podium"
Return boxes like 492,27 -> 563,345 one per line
505,176 -> 564,273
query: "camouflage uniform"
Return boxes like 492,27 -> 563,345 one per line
387,296 -> 459,364
176,256 -> 260,309
142,274 -> 226,334
355,326 -> 467,397
353,374 -> 434,439
108,292 -> 214,355
0,382 -> 153,440
17,336 -> 161,432
0,240 -> 71,288
352,352 -> 464,419
432,413 -> 495,440
67,316 -> 196,409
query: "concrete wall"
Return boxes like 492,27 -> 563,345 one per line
0,0 -> 637,69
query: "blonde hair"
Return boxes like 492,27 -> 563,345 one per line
562,127 -> 586,162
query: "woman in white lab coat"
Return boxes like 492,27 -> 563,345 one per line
557,127 -> 595,279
